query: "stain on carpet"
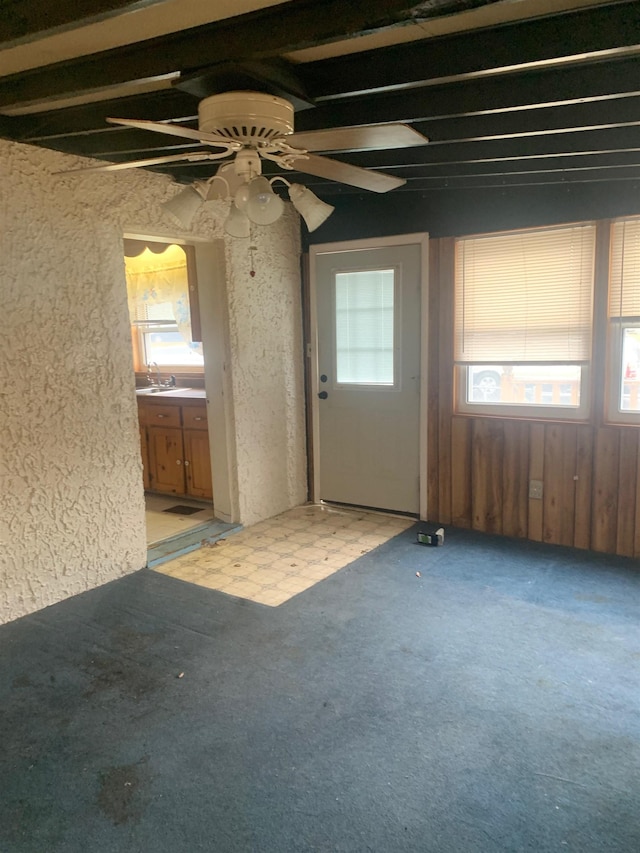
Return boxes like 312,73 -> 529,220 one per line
97,759 -> 149,826
574,593 -> 612,604
82,627 -> 164,700
82,654 -> 160,700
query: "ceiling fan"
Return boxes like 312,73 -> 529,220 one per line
59,91 -> 429,232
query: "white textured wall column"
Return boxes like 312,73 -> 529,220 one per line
225,211 -> 307,526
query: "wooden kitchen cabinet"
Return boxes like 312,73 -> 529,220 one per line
184,429 -> 212,498
147,426 -> 184,494
140,425 -> 150,490
137,396 -> 212,500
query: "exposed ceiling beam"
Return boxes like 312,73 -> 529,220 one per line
393,151 -> 640,176
394,168 -> 640,189
0,0 -> 457,109
26,95 -> 640,158
0,0 -> 167,50
303,1 -> 640,98
335,127 -> 640,166
294,57 -> 640,131
11,60 -> 640,147
5,89 -> 199,141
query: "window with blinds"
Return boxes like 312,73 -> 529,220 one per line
454,223 -> 596,416
335,268 -> 396,386
608,218 -> 640,419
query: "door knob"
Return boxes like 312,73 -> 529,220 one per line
318,391 -> 328,399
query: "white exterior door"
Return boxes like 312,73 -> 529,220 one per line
311,236 -> 427,515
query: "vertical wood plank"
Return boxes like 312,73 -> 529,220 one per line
427,241 -> 441,521
592,428 -> 620,553
574,426 -> 594,550
451,416 -> 472,528
502,419 -> 530,538
471,419 -> 504,534
437,238 -> 455,524
543,424 -> 577,547
616,429 -> 638,557
528,423 -> 545,541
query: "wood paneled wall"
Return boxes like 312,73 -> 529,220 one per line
427,239 -> 640,559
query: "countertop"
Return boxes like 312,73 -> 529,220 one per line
135,387 -> 206,400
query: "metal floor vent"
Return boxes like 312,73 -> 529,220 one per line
162,505 -> 204,516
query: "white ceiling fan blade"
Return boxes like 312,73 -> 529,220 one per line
293,153 -> 405,193
287,124 -> 428,153
107,117 -> 236,149
54,152 -> 218,175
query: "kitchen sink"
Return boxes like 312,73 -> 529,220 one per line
136,387 -> 191,395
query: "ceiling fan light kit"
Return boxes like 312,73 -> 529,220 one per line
162,184 -> 208,228
287,182 -> 335,232
243,176 -> 285,226
224,202 -> 251,239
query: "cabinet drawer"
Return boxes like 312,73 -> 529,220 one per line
182,404 -> 208,430
139,403 -> 182,428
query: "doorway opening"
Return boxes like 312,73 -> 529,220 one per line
123,235 -> 240,565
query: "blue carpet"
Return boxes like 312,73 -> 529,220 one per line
1,526 -> 639,852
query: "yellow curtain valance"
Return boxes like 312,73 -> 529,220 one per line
125,244 -> 202,355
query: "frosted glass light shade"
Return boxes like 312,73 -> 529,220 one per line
234,182 -> 251,211
245,176 -> 284,225
161,185 -> 204,227
288,183 -> 334,232
224,202 -> 251,238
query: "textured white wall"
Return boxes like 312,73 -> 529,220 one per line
0,138 -> 306,624
226,213 -> 307,525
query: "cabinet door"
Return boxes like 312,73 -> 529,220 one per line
140,426 -> 150,491
184,429 -> 213,499
148,426 -> 185,494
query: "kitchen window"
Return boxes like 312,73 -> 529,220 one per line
125,240 -> 203,372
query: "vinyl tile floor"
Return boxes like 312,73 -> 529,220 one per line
152,504 -> 414,606
145,494 -> 214,546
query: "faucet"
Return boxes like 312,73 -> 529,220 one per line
147,363 -> 177,389
148,361 -> 162,387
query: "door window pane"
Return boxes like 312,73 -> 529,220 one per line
335,269 -> 395,385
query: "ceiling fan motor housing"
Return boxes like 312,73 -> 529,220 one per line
199,91 -> 294,143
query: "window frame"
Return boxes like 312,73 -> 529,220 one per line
606,319 -> 640,424
605,216 -> 640,425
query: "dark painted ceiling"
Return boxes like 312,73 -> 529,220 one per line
2,0 -> 640,205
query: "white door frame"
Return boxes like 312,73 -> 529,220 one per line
309,233 -> 429,520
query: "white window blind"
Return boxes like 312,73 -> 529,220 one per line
335,268 -> 395,385
455,224 -> 596,363
610,218 -> 640,318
